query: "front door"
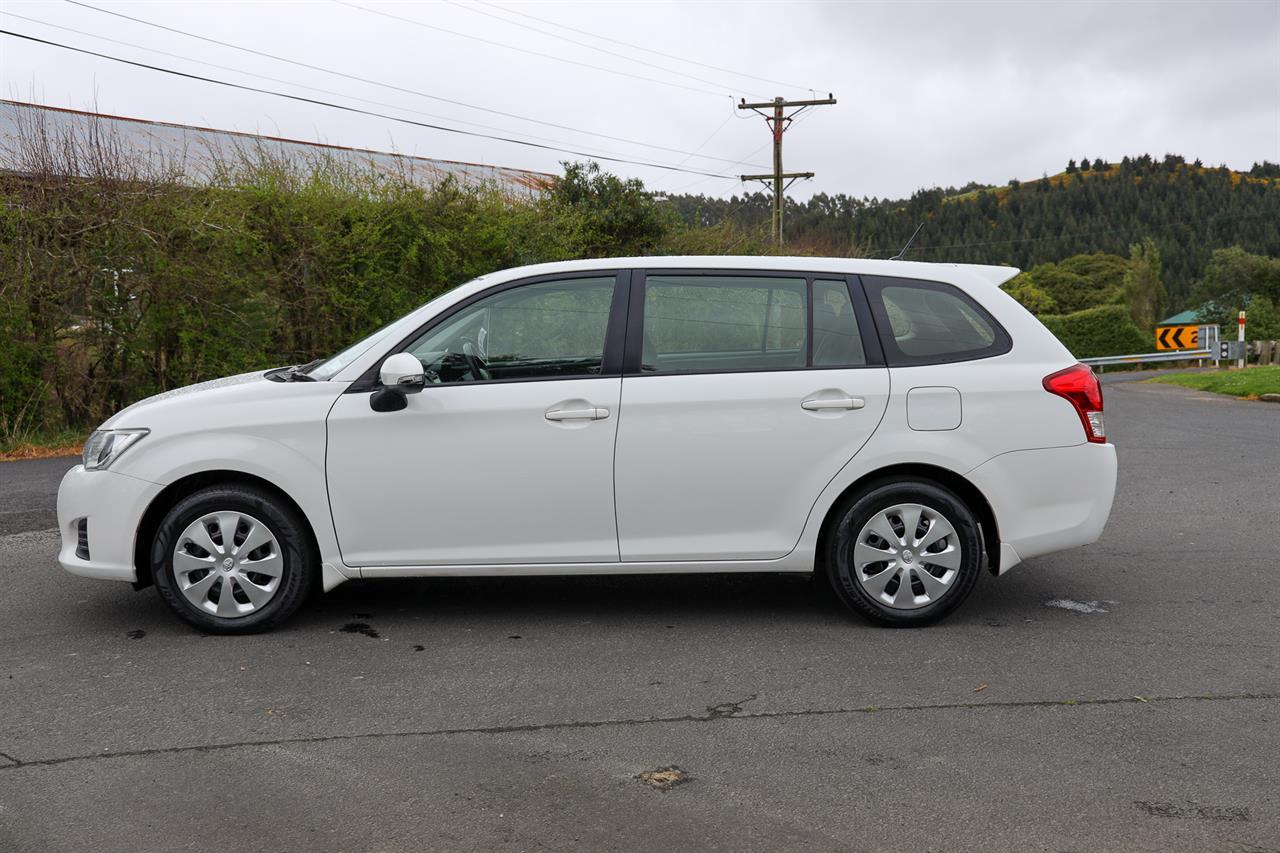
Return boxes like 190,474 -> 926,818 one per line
613,273 -> 890,562
326,274 -> 625,567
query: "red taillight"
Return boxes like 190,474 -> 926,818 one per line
1043,363 -> 1106,444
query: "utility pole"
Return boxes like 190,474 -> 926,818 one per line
738,94 -> 836,244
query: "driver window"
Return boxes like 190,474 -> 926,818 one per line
405,277 -> 615,384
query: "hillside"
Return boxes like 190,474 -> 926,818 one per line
664,156 -> 1280,306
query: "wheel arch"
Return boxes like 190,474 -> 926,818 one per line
815,462 -> 1001,575
132,470 -> 321,589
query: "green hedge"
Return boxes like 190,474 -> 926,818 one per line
0,159 -> 787,439
1039,304 -> 1149,358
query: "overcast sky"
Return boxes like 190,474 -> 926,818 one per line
2,0 -> 1278,200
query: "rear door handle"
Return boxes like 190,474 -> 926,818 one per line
545,406 -> 610,421
801,396 -> 865,411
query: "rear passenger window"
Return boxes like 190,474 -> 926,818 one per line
642,276 -> 807,373
862,276 -> 1010,365
812,280 -> 866,366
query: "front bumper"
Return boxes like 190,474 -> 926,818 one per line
56,464 -> 163,582
967,442 -> 1118,574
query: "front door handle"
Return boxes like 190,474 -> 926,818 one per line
545,406 -> 610,421
801,396 -> 865,411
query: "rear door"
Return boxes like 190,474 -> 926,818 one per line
612,270 -> 890,562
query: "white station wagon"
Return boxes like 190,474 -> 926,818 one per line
58,257 -> 1117,633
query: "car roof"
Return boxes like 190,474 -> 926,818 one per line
479,256 -> 1020,289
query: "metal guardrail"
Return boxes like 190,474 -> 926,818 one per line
1080,349 -> 1212,367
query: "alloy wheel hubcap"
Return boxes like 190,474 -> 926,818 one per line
852,503 -> 961,610
173,511 -> 283,618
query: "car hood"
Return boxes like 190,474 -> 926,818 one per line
101,369 -> 285,429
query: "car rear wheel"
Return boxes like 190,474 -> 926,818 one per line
825,479 -> 982,627
152,484 -> 313,634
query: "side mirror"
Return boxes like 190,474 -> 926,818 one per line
380,352 -> 426,393
370,353 -> 425,412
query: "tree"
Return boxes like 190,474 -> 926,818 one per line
1080,157 -> 1092,172
1017,253 -> 1128,314
1191,246 -> 1280,313
550,161 -> 675,256
1065,159 -> 1077,174
1122,238 -> 1167,330
1237,294 -> 1280,340
1190,249 -> 1280,339
1004,278 -> 1058,314
1093,158 -> 1105,171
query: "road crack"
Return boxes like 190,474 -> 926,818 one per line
706,693 -> 758,719
1,691 -> 1274,772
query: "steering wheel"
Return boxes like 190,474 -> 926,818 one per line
460,339 -> 491,381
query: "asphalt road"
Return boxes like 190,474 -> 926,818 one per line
0,380 -> 1277,851
0,456 -> 76,537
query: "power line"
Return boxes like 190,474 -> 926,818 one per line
667,141 -> 772,195
328,0 -> 728,99
62,0 -> 768,169
432,0 -> 770,100
0,10 -> 730,170
674,114 -> 735,168
0,29 -> 743,180
650,108 -> 737,192
474,0 -> 819,95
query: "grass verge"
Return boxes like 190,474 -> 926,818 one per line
0,430 -> 84,462
1145,365 -> 1280,399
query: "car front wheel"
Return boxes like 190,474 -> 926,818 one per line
151,484 -> 313,634
825,479 -> 982,627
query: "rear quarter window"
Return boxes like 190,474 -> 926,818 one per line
862,276 -> 1011,366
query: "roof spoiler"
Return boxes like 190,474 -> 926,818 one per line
965,265 -> 1021,288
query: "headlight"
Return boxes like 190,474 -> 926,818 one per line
82,428 -> 150,470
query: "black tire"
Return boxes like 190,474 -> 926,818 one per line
825,479 -> 982,627
151,484 -> 314,634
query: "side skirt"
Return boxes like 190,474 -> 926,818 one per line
357,556 -> 814,579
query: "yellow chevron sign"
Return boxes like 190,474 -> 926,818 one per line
1156,325 -> 1198,350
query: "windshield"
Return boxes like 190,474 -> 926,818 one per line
304,276 -> 493,381
305,318 -> 405,381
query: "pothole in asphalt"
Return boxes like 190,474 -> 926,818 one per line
637,766 -> 689,791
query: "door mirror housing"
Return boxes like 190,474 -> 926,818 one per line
371,353 -> 425,412
380,352 -> 426,393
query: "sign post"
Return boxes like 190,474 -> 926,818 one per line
1199,324 -> 1220,367
1238,311 -> 1246,369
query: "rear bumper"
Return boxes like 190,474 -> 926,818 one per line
967,442 -> 1117,574
56,464 -> 162,583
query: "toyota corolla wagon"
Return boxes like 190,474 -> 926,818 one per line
58,257 -> 1116,633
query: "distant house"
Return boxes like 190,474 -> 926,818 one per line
0,99 -> 555,195
1156,309 -> 1201,327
